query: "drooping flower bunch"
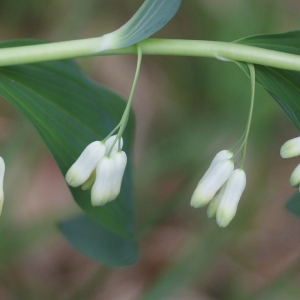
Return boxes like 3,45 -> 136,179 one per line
280,136 -> 300,188
190,64 -> 256,227
190,150 -> 246,227
65,41 -> 142,207
65,135 -> 127,206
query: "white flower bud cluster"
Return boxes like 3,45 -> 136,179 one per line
280,136 -> 300,188
65,135 -> 127,206
191,150 -> 246,227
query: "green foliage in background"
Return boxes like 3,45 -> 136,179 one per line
238,31 -> 300,130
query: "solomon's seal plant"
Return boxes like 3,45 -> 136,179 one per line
1,0 -> 300,265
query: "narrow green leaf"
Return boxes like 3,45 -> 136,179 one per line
59,215 -> 139,266
255,65 -> 300,130
0,39 -> 138,264
235,31 -> 300,55
100,0 -> 181,51
237,31 -> 300,130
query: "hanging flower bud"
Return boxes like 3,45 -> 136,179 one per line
216,169 -> 246,228
280,137 -> 300,158
191,159 -> 234,208
91,156 -> 116,206
66,141 -> 105,187
290,163 -> 300,187
200,150 -> 233,184
110,151 -> 127,200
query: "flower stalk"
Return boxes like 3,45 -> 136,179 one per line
190,64 -> 255,227
240,63 -> 255,169
65,44 -> 142,206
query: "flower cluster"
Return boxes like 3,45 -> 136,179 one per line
280,136 -> 300,188
191,150 -> 246,227
65,35 -> 142,208
189,63 -> 255,227
65,135 -> 127,206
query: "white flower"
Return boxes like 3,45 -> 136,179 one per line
91,151 -> 127,206
200,150 -> 233,184
110,151 -> 127,200
65,141 -> 106,187
216,169 -> 246,228
280,137 -> 300,158
191,159 -> 234,208
290,163 -> 300,187
65,135 -> 123,188
0,157 -> 5,215
91,156 -> 116,206
66,136 -> 127,206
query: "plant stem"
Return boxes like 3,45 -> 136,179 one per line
117,44 -> 142,138
1,38 -> 300,71
240,64 -> 255,169
107,43 -> 142,155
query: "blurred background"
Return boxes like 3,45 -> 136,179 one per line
1,0 -> 300,299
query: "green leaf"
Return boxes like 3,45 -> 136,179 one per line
236,31 -> 300,130
286,191 -> 300,217
59,215 -> 139,266
0,39 -> 138,264
100,0 -> 181,51
235,31 -> 300,55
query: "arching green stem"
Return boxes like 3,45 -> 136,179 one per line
1,38 -> 300,71
107,43 -> 143,155
240,64 -> 255,169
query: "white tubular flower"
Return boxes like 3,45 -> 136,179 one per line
280,137 -> 300,158
91,157 -> 116,206
191,159 -> 234,208
200,150 -> 233,184
66,141 -> 106,187
207,184 -> 226,219
0,157 -> 5,215
216,169 -> 246,228
105,135 -> 123,155
290,163 -> 300,187
110,151 -> 127,200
